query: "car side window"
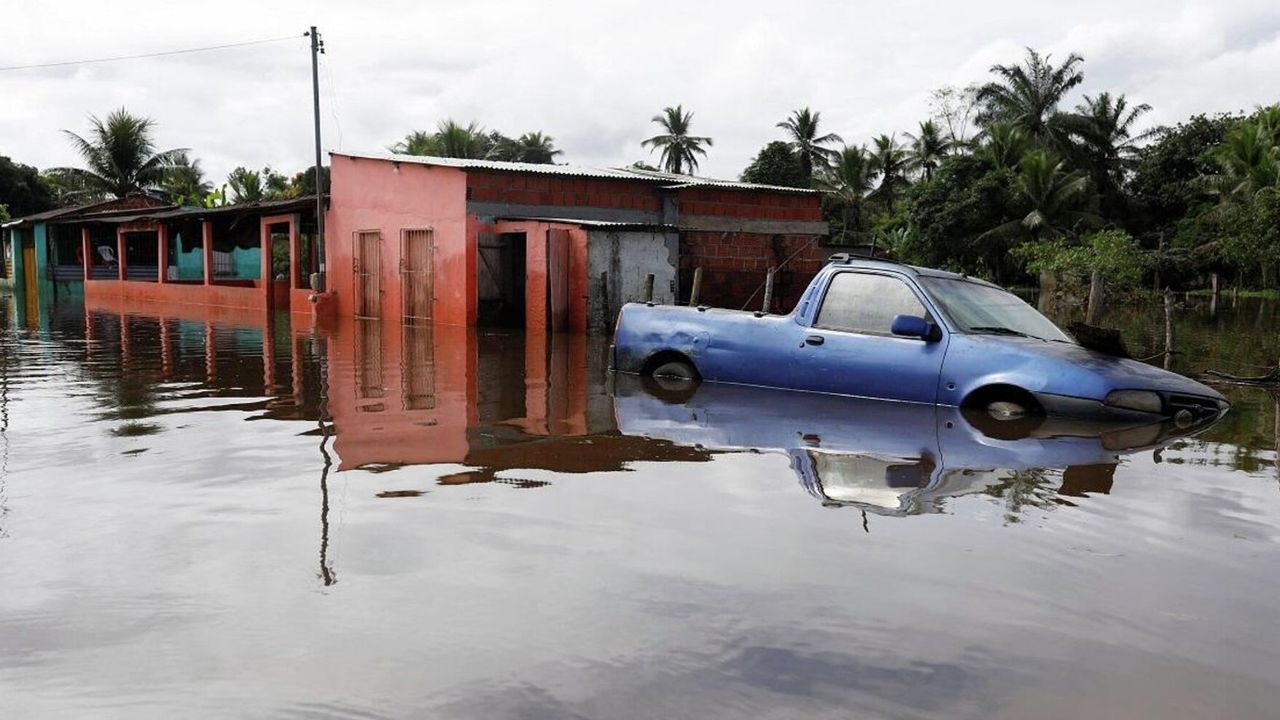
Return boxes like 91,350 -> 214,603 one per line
815,272 -> 927,335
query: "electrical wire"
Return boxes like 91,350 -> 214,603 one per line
0,35 -> 303,72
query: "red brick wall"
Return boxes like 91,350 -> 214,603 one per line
466,171 -> 662,212
680,231 -> 826,313
676,188 -> 823,221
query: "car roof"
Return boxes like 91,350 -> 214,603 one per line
826,255 -> 1002,289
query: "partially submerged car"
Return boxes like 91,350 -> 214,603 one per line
613,378 -> 1222,517
612,255 -> 1228,424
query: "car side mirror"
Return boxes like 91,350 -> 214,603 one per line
891,314 -> 938,341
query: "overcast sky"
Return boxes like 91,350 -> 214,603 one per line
2,0 -> 1278,185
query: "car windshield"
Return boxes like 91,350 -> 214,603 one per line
918,276 -> 1072,343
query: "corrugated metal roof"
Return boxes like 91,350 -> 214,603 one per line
495,216 -> 678,231
334,152 -> 820,195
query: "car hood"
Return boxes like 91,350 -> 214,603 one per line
945,335 -> 1227,403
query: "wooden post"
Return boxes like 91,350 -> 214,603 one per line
1163,290 -> 1175,371
157,224 -> 169,284
116,228 -> 127,281
688,266 -> 702,307
1085,268 -> 1104,325
202,220 -> 214,286
762,266 -> 776,313
643,273 -> 655,303
80,227 -> 91,282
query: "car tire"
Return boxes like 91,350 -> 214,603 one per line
644,359 -> 700,403
651,360 -> 698,381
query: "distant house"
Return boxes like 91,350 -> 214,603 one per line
325,153 -> 827,331
2,195 -> 322,321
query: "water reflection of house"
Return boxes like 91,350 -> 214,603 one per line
324,154 -> 827,330
324,314 -> 709,477
2,196 -> 322,321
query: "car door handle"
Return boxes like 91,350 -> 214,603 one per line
804,335 -> 825,346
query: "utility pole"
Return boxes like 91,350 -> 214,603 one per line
307,26 -> 326,289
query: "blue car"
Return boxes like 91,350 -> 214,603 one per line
611,255 -> 1228,424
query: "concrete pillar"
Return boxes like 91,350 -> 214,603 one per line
81,227 -> 91,281
202,220 -> 213,286
157,224 -> 169,284
116,228 -> 127,281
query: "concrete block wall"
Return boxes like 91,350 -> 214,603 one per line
679,231 -> 826,313
676,187 -> 823,221
467,172 -> 662,212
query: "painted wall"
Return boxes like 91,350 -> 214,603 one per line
326,154 -> 471,325
586,229 -> 678,331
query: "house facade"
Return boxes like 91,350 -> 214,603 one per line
324,153 -> 827,331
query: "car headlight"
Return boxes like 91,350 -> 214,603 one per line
1104,390 -> 1163,414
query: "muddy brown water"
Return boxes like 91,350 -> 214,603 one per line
0,293 -> 1277,719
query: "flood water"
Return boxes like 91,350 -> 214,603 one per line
1,293 -> 1278,719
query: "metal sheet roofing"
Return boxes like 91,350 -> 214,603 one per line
334,152 -> 820,195
494,216 -> 678,231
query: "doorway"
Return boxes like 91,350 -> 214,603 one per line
354,229 -> 382,318
401,228 -> 434,323
477,232 -> 526,327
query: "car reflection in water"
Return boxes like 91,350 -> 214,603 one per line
612,376 -> 1223,519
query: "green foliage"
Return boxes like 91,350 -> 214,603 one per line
0,155 -> 55,216
905,120 -> 951,181
642,105 -> 712,175
975,48 -> 1083,148
1015,229 -> 1149,289
815,145 -> 875,242
741,141 -> 807,188
868,134 -> 909,212
901,154 -> 1018,277
983,149 -> 1100,243
162,151 -> 212,206
1128,112 -> 1238,237
391,122 -> 562,164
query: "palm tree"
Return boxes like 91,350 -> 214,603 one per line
389,130 -> 438,156
868,134 -> 909,212
983,150 -> 1100,241
432,119 -> 489,159
226,167 -> 265,203
642,105 -> 712,175
1208,121 -> 1280,199
50,108 -> 184,201
777,107 -> 842,181
1069,92 -> 1153,215
162,152 -> 211,205
976,48 -> 1084,147
816,145 -> 875,242
513,132 -> 562,164
904,120 -> 951,181
979,122 -> 1031,168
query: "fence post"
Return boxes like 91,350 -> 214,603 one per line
1085,268 -> 1104,325
1163,289 -> 1175,370
643,273 -> 654,303
688,266 -> 702,307
761,266 -> 776,313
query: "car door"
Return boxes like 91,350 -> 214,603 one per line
796,270 -> 947,402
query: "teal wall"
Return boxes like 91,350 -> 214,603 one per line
170,230 -> 261,281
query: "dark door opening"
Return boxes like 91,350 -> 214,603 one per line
477,232 -> 527,327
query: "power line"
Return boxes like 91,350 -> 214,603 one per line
0,35 -> 303,72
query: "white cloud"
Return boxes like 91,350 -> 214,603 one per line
0,0 -> 1276,185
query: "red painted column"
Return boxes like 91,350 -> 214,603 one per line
260,218 -> 272,310
80,227 -> 91,281
157,224 -> 169,284
202,220 -> 213,286
116,228 -> 127,281
289,214 -> 300,290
